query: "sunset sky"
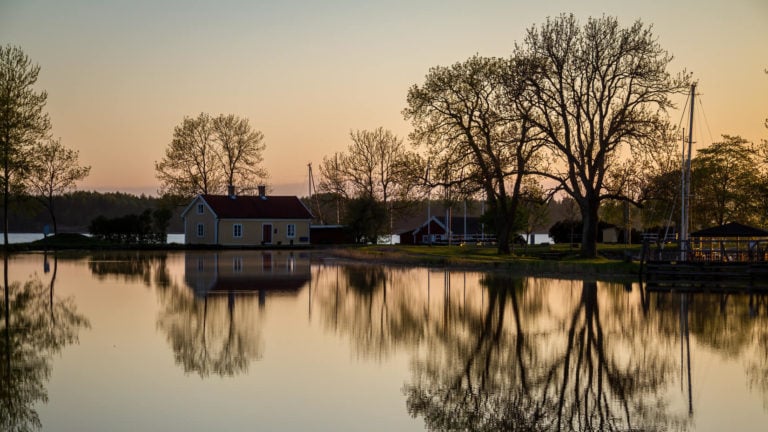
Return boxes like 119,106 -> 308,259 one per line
2,0 -> 766,196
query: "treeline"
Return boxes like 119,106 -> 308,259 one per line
4,191 -> 184,233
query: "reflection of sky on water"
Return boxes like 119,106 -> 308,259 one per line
2,252 -> 767,431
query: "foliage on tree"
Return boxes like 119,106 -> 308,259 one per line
514,15 -> 690,257
26,138 -> 90,234
89,209 -> 171,244
0,45 -> 51,245
155,113 -> 267,198
343,196 -> 388,244
404,55 -> 544,254
518,181 -> 550,246
690,135 -> 764,228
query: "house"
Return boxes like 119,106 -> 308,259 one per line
399,216 -> 493,245
181,186 -> 313,246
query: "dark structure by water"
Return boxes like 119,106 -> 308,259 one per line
642,222 -> 768,291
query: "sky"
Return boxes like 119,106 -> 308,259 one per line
1,0 -> 767,197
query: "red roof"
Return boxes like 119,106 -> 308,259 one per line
201,194 -> 312,219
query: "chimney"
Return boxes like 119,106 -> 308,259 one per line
258,185 -> 267,200
228,185 -> 236,199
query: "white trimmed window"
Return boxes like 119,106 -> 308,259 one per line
286,223 -> 296,238
233,224 -> 243,238
197,203 -> 204,214
197,223 -> 204,237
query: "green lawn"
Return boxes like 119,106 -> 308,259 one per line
331,243 -> 642,278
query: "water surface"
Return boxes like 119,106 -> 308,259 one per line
1,251 -> 766,431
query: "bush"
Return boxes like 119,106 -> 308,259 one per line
89,209 -> 170,244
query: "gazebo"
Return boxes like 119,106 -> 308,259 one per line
688,222 -> 768,262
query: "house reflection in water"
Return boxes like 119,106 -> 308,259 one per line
184,251 -> 311,305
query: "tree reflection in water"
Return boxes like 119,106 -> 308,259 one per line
649,291 -> 768,410
313,266 -> 692,431
156,251 -> 310,378
1,254 -> 89,432
314,264 -> 432,361
156,286 -> 264,378
405,277 -> 686,431
88,251 -> 170,287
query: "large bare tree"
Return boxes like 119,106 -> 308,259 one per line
405,55 -> 543,254
27,138 -> 91,234
0,45 -> 50,246
516,15 -> 690,257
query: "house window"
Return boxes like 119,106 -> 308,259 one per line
287,224 -> 296,238
233,224 -> 243,238
197,204 -> 204,214
197,223 -> 204,237
233,256 -> 243,272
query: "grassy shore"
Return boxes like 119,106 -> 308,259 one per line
324,244 -> 642,279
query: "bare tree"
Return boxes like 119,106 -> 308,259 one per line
155,113 -> 268,198
516,15 -> 690,257
155,113 -> 221,197
405,55 -> 543,254
0,45 -> 50,245
212,114 -> 267,190
318,152 -> 349,198
318,128 -> 423,238
27,138 -> 90,235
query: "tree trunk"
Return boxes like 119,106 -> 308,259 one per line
496,215 -> 511,255
3,144 -> 8,247
580,200 -> 600,258
51,209 -> 58,236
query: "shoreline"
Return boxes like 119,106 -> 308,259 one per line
321,246 -> 641,281
4,236 -> 642,281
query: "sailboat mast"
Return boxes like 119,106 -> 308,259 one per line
681,83 -> 696,259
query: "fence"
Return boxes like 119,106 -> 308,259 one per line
643,239 -> 768,263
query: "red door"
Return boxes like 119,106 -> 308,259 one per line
262,224 -> 272,244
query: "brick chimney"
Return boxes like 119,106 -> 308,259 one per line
258,185 -> 266,200
228,185 -> 236,199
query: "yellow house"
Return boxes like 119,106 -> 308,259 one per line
181,187 -> 313,246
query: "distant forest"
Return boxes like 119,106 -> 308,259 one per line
4,191 -> 185,233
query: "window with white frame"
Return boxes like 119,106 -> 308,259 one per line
286,223 -> 296,238
197,223 -> 204,237
197,203 -> 204,214
233,224 -> 243,238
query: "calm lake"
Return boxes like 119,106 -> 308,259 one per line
2,251 -> 767,431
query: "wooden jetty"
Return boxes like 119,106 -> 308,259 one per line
642,222 -> 768,292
